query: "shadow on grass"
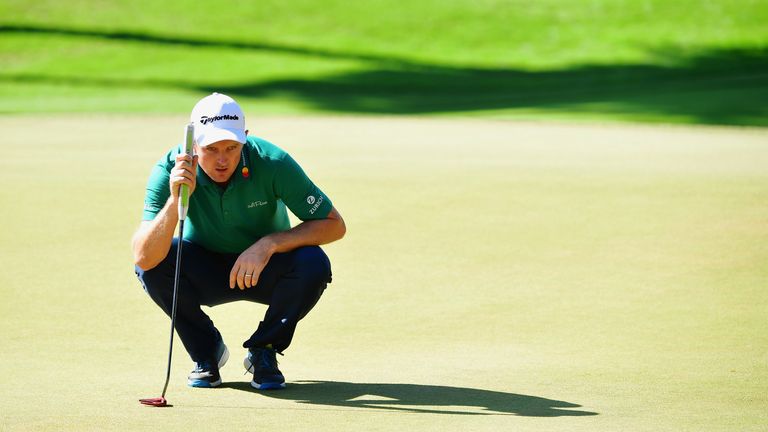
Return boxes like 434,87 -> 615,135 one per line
210,54 -> 768,125
0,24 -> 415,67
218,380 -> 597,417
1,24 -> 767,125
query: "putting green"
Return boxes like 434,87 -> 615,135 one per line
0,116 -> 766,431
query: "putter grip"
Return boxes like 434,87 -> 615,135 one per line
178,123 -> 195,221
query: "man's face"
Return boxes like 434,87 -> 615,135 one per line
196,139 -> 244,184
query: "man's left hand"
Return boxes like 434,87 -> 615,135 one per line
229,238 -> 276,290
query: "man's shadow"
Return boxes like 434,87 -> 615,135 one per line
220,381 -> 597,417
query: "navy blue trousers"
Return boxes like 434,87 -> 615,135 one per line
135,239 -> 331,362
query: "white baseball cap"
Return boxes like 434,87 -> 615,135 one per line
190,92 -> 246,147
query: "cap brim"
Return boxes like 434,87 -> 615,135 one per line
195,127 -> 246,147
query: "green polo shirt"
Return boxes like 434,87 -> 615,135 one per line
142,136 -> 333,253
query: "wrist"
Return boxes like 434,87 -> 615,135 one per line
259,235 -> 280,255
164,196 -> 180,217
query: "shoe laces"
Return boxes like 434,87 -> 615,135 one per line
194,360 -> 214,373
247,347 -> 283,374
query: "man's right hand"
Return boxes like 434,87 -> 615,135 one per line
169,153 -> 199,201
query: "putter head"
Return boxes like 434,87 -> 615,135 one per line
139,397 -> 169,407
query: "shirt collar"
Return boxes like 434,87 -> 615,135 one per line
196,164 -> 213,187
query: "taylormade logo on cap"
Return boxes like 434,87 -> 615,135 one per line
190,92 -> 247,147
200,114 -> 240,125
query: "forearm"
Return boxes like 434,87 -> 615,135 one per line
260,208 -> 346,255
267,221 -> 342,254
228,207 -> 345,289
132,197 -> 180,270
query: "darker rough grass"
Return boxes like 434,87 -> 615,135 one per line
0,24 -> 766,125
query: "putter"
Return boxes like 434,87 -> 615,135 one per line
140,123 -> 195,407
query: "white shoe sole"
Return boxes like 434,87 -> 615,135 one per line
218,345 -> 230,369
244,353 -> 285,389
187,344 -> 229,388
250,381 -> 286,390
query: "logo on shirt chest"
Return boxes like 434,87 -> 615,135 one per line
247,200 -> 268,208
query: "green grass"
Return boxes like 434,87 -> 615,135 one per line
0,116 -> 766,431
0,0 -> 767,125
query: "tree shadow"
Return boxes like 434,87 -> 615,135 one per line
219,380 -> 598,417
209,52 -> 768,125
0,24 -> 421,67
1,24 -> 767,125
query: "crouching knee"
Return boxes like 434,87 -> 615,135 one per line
291,246 -> 332,286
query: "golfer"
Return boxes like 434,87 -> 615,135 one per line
132,92 -> 345,390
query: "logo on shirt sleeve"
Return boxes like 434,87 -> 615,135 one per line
144,203 -> 161,212
307,195 -> 324,214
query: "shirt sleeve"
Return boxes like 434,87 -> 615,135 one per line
142,159 -> 172,221
273,153 -> 333,221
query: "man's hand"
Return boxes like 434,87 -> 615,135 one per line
169,153 -> 198,201
228,206 -> 345,289
230,238 -> 277,290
